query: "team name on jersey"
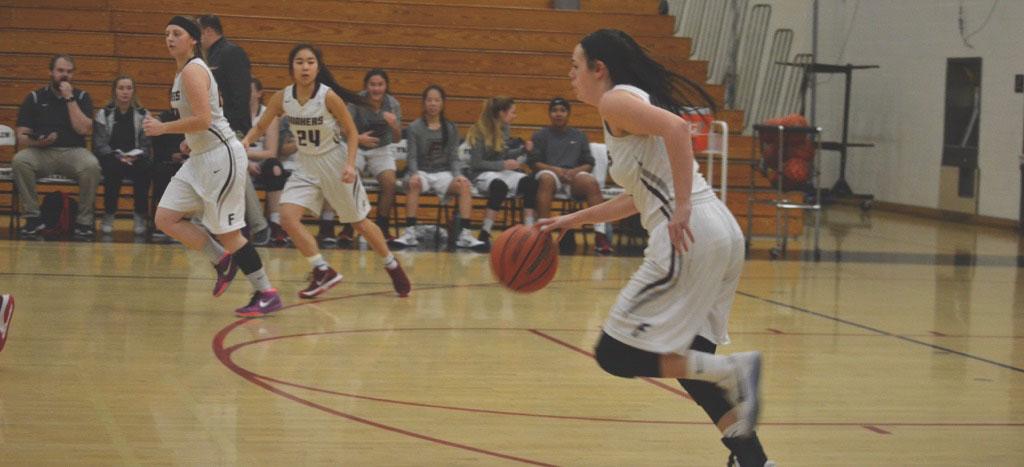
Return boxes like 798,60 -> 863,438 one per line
287,115 -> 324,126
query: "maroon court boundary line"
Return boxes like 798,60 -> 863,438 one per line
228,329 -> 1024,435
217,322 -> 1024,439
212,281 -> 1024,461
213,289 -> 557,467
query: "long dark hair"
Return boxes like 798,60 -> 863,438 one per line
288,43 -> 368,107
421,84 -> 451,148
363,68 -> 390,93
580,28 -> 716,114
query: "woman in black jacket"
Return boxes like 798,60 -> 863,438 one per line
93,75 -> 152,235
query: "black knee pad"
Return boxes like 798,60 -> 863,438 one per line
594,332 -> 661,378
260,159 -> 289,191
486,180 -> 509,210
517,176 -> 538,209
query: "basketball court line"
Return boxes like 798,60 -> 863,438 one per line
217,321 -> 1024,440
5,268 -> 1020,366
735,291 -> 1024,373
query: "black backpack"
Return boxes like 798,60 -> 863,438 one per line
38,192 -> 78,239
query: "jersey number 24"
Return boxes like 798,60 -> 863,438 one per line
296,129 -> 321,147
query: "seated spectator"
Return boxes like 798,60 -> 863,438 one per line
466,96 -> 538,249
12,54 -> 101,239
392,85 -> 485,250
347,68 -> 402,240
149,108 -> 186,242
93,75 -> 153,236
529,97 -> 612,254
245,78 -> 288,244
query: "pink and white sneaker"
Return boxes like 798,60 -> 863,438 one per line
213,253 -> 238,297
235,289 -> 283,318
1,294 -> 14,353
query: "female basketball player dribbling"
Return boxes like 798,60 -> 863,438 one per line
241,44 -> 410,298
538,29 -> 773,466
144,16 -> 282,317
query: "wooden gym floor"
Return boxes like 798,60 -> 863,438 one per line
0,206 -> 1022,466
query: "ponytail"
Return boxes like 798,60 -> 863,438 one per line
466,96 -> 514,152
580,28 -> 716,114
288,43 -> 369,108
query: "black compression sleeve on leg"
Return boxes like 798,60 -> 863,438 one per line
486,180 -> 509,211
594,332 -> 661,378
722,434 -> 769,466
233,241 -> 264,275
517,176 -> 537,209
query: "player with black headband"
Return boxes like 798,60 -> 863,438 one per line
144,16 -> 282,317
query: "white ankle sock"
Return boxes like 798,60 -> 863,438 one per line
721,420 -> 750,438
684,351 -> 733,383
306,254 -> 328,270
383,254 -> 398,270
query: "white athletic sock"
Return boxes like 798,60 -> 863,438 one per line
246,268 -> 273,292
594,223 -> 608,235
202,235 -> 226,264
383,254 -> 398,270
306,254 -> 329,270
721,420 -> 750,438
684,351 -> 734,383
524,215 -> 535,226
482,218 -> 494,233
269,212 -> 281,224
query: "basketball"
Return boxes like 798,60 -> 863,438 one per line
489,225 -> 559,293
783,158 -> 811,185
790,140 -> 815,161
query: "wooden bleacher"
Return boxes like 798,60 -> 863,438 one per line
0,0 -> 799,238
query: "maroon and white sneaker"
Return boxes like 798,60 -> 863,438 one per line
594,232 -> 615,255
386,261 -> 411,297
212,253 -> 238,297
235,289 -> 283,318
0,294 -> 14,353
299,266 -> 343,299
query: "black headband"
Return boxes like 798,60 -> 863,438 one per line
549,97 -> 571,112
168,16 -> 201,42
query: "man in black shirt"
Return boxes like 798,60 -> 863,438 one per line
197,15 -> 251,135
198,14 -> 269,245
12,54 -> 102,238
529,97 -> 612,254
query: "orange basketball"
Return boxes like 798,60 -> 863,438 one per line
489,225 -> 559,293
783,158 -> 811,185
789,140 -> 815,161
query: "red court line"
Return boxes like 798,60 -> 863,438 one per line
213,291 -> 556,467
214,283 -> 1024,456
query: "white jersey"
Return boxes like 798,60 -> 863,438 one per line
170,58 -> 235,154
603,84 -> 710,231
282,84 -> 342,156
